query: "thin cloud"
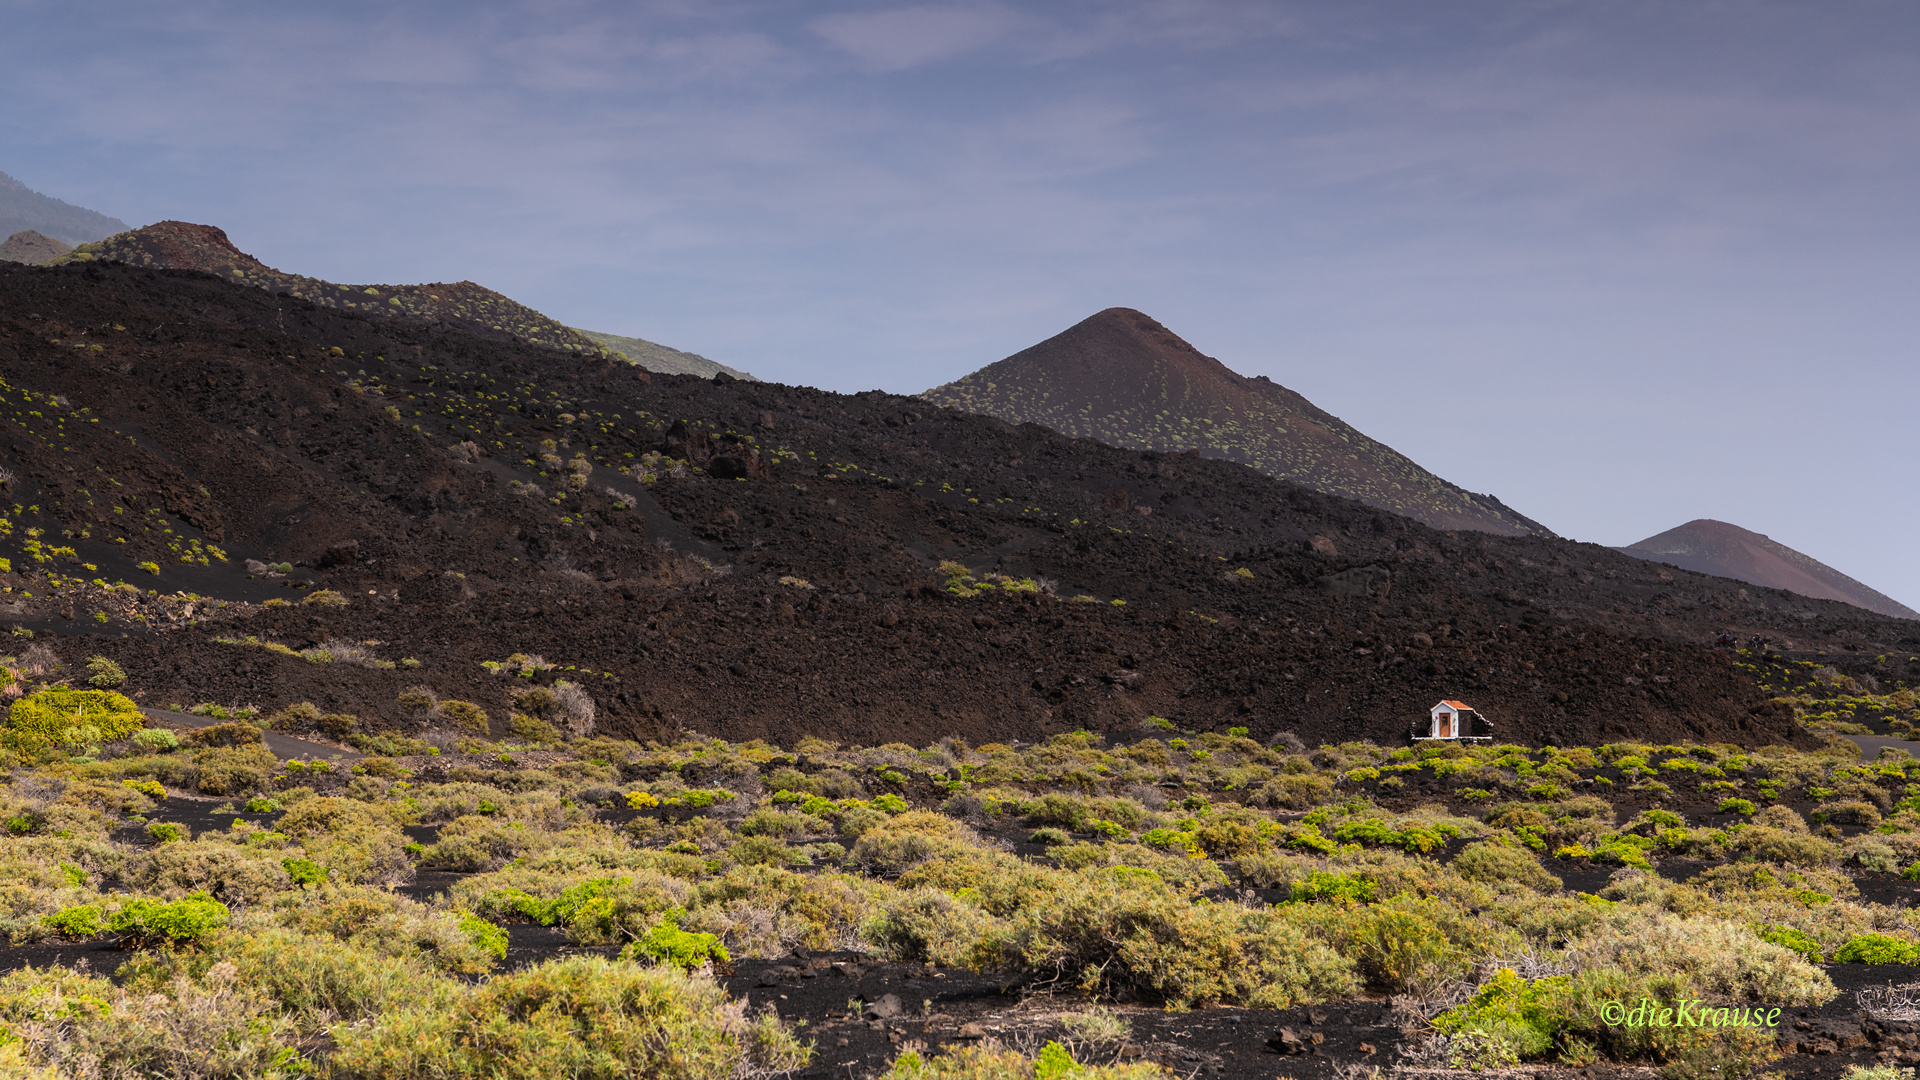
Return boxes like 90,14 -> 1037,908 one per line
810,4 -> 1026,70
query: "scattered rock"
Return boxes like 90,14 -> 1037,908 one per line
1266,1027 -> 1309,1055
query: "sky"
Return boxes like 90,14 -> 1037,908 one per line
3,0 -> 1918,611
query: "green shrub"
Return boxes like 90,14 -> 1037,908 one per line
437,700 -> 491,735
6,688 -> 145,750
1835,933 -> 1920,965
283,857 -> 329,886
86,655 -> 127,688
1757,925 -> 1824,963
459,913 -> 509,960
1308,894 -> 1503,994
0,961 -> 300,1077
1575,911 -> 1835,1003
1432,968 -> 1561,1062
325,956 -> 809,1080
622,907 -> 731,970
851,813 -> 981,873
508,712 -> 563,744
1249,774 -> 1333,810
41,903 -> 106,938
198,925 -> 440,1028
1288,871 -> 1376,905
109,891 -> 230,946
728,835 -> 801,867
131,728 -> 180,752
189,745 -> 279,796
1030,827 -> 1070,847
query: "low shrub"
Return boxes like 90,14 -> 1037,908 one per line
437,700 -> 491,735
41,903 -> 105,938
325,956 -> 809,1080
1758,925 -> 1824,963
1574,911 -> 1836,1003
109,891 -> 230,947
1452,841 -> 1563,893
985,868 -> 1354,1008
0,960 -> 299,1077
6,688 -> 145,752
131,728 -> 179,752
621,907 -> 732,970
865,888 -> 1000,968
134,839 -> 291,903
1835,933 -> 1920,965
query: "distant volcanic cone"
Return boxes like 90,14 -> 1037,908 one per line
922,307 -> 1552,536
1619,519 -> 1917,620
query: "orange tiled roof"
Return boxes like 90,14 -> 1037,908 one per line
1437,700 -> 1472,710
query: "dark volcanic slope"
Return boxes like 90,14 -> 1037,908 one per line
1,260 -> 1915,751
1620,518 -> 1919,621
922,307 -> 1552,538
0,170 -> 127,247
0,230 -> 72,265
58,221 -> 613,356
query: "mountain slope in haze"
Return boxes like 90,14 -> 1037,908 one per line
573,327 -> 756,381
0,230 -> 72,265
0,171 -> 128,247
61,221 -> 616,357
1619,519 -> 1918,621
922,307 -> 1553,538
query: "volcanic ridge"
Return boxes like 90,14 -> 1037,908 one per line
922,307 -> 1553,538
1,257 -> 1917,753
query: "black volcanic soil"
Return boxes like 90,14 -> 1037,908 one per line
0,260 -> 1913,751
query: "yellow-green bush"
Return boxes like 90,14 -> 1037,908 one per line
5,689 -> 145,752
986,867 -> 1353,1007
1452,840 -> 1564,894
325,956 -> 809,1080
129,839 -> 291,904
688,865 -> 879,955
865,887 -> 1001,968
1572,910 -> 1837,1003
1289,893 -> 1511,994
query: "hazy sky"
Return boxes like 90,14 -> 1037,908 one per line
5,0 -> 1918,611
